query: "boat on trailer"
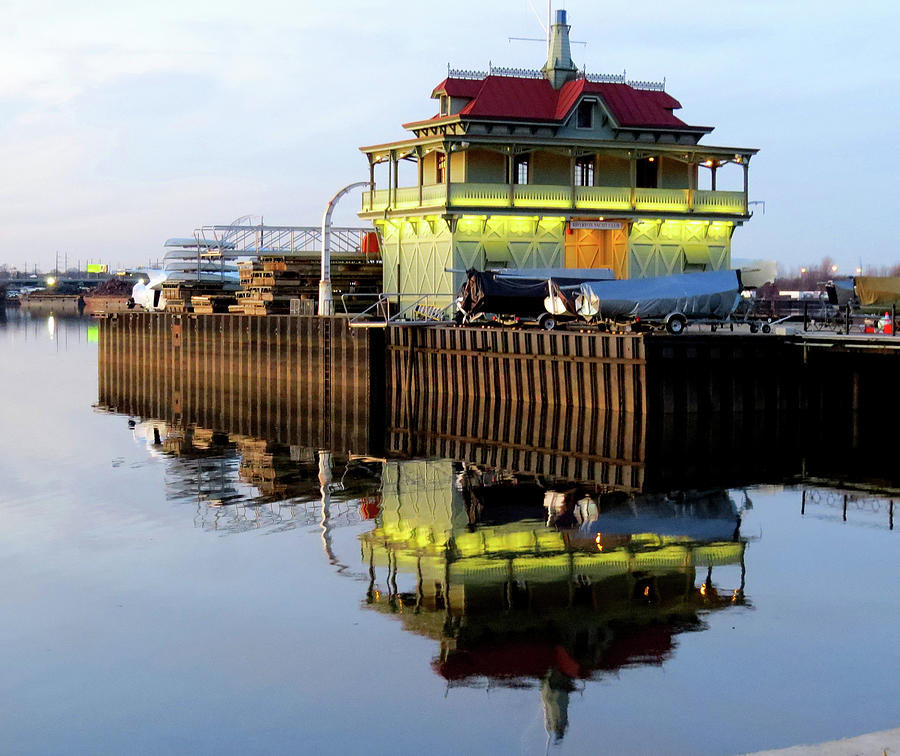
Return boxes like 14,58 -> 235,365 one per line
544,270 -> 743,334
455,267 -> 615,327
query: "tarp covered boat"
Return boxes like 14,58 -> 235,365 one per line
854,276 -> 900,307
549,270 -> 742,325
457,268 -> 614,320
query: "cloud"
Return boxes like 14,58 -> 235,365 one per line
2,0 -> 900,269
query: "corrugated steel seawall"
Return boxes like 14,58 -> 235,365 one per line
98,313 -> 383,454
643,334 -> 805,415
98,315 -> 900,491
386,326 -> 648,490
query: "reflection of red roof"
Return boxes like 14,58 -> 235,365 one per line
420,75 -> 703,130
435,642 -> 583,681
434,625 -> 679,682
596,624 -> 675,670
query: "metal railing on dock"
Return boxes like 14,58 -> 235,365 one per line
343,292 -> 456,328
801,301 -> 898,337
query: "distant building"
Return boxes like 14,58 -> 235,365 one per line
359,10 -> 758,298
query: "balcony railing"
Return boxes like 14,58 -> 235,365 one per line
694,190 -> 745,214
575,186 -> 632,211
634,187 -> 690,211
362,184 -> 746,216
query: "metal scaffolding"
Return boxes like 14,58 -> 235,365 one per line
189,216 -> 372,256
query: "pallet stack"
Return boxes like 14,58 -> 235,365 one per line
190,294 -> 238,314
229,254 -> 381,315
236,438 -> 284,498
162,281 -> 237,314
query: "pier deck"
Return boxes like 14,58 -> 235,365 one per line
97,312 -> 900,494
98,313 -> 900,423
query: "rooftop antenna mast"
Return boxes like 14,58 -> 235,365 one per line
546,0 -> 551,50
509,3 -> 586,48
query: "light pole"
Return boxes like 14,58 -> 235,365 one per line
319,181 -> 371,316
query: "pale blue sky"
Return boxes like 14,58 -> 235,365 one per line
1,0 -> 898,273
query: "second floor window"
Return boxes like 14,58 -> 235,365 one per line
514,156 -> 530,185
436,152 -> 446,183
636,157 -> 658,188
576,158 -> 594,187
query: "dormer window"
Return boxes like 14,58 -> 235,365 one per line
440,95 -> 450,116
576,99 -> 593,129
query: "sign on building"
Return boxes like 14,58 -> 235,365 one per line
569,220 -> 624,230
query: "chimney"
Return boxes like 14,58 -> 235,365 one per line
541,9 -> 578,89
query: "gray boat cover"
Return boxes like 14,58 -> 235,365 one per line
554,270 -> 742,321
492,267 -> 614,281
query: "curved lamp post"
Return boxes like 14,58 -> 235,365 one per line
319,181 -> 370,316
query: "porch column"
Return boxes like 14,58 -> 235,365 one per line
688,160 -> 695,212
368,157 -> 375,211
629,157 -> 636,210
391,151 -> 399,208
569,150 -> 576,210
507,151 -> 515,207
416,147 -> 424,207
742,160 -> 749,214
387,153 -> 394,209
444,147 -> 451,205
711,163 -> 718,191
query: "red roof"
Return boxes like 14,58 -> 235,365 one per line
419,75 -> 703,131
581,82 -> 685,128
458,76 -> 561,121
431,77 -> 484,99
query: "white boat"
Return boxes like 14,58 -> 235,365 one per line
130,241 -> 246,312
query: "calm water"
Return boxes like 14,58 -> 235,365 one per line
1,310 -> 898,756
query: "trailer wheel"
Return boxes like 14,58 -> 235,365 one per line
666,314 -> 687,335
750,324 -> 759,334
539,314 -> 557,331
761,323 -> 771,334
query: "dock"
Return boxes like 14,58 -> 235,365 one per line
97,312 -> 900,495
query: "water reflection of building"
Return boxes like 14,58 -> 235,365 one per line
95,329 -> 900,744
360,459 -> 747,743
